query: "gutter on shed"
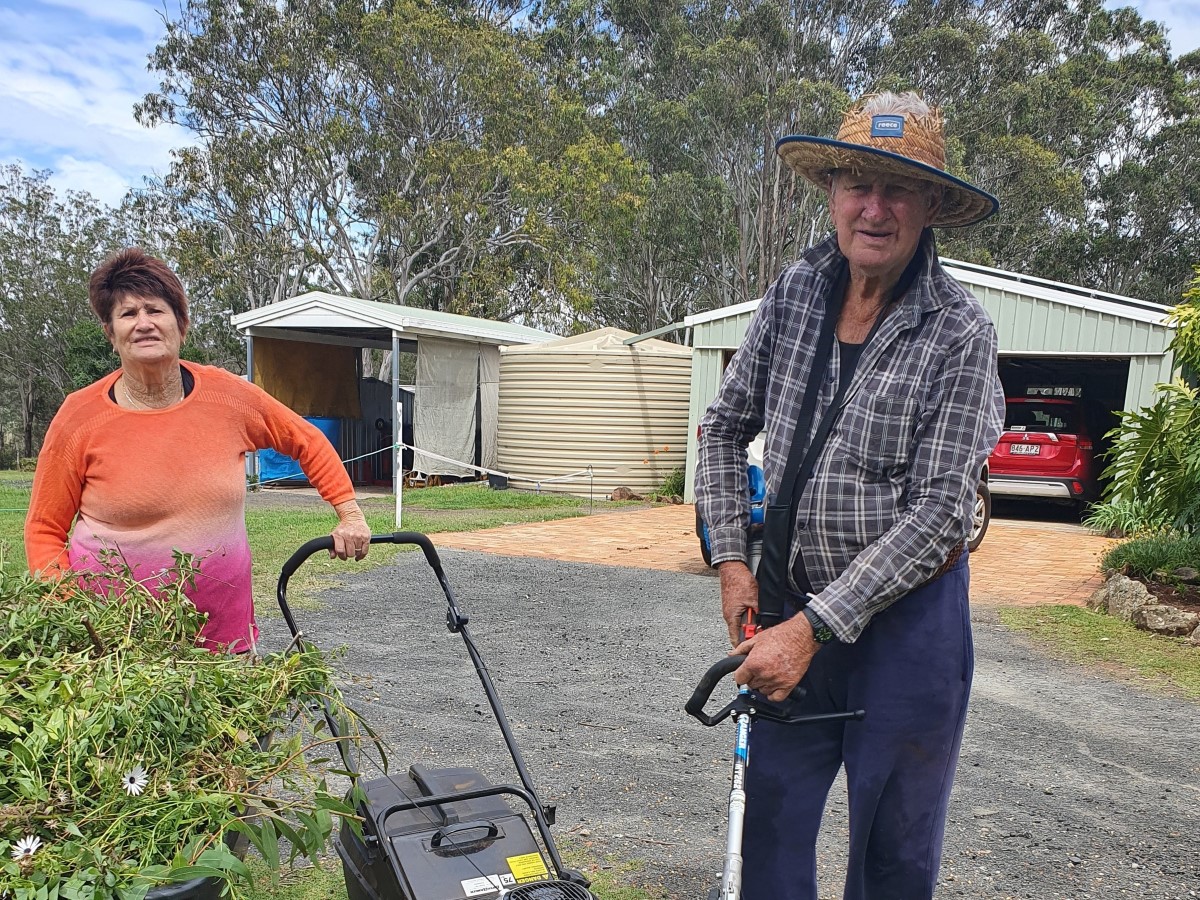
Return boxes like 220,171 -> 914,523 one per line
622,321 -> 689,345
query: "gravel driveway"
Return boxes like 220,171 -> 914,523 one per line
260,547 -> 1200,900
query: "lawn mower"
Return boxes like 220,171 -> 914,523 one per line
276,531 -> 598,900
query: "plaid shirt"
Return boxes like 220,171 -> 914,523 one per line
696,234 -> 1004,643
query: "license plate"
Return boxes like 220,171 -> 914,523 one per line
1010,443 -> 1041,456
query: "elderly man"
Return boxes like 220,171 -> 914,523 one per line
695,92 -> 1005,899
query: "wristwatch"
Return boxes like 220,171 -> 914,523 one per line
801,606 -> 836,644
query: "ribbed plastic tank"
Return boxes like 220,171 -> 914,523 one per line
498,328 -> 693,498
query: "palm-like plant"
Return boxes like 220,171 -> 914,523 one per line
1091,270 -> 1200,534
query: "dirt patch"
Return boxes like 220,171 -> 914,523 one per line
1133,578 -> 1200,615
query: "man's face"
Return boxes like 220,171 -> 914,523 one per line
829,171 -> 940,281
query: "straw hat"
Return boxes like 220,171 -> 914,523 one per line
776,94 -> 999,228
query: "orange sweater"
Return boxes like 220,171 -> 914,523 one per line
25,362 -> 356,650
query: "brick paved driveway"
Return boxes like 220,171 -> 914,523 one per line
432,504 -> 1113,606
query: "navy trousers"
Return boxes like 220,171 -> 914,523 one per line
741,552 -> 973,900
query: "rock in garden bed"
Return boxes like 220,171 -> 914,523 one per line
1088,571 -> 1200,641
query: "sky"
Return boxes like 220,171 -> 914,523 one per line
1,0 -> 1199,209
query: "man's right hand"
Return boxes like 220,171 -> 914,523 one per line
718,560 -> 759,648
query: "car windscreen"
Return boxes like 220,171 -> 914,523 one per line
1005,401 -> 1079,434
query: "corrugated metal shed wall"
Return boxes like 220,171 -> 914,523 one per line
682,280 -> 1176,502
967,282 -> 1175,412
498,329 -> 693,497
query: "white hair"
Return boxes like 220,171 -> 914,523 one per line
860,91 -> 933,119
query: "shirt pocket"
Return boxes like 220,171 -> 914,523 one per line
841,392 -> 920,476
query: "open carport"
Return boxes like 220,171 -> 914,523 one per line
230,291 -> 554,500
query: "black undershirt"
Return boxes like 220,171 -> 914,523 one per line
107,366 -> 195,404
837,339 -> 867,392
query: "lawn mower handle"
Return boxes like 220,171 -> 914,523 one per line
276,532 -> 446,638
685,655 -> 746,724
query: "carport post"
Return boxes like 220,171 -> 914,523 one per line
246,335 -> 258,484
392,330 -> 402,528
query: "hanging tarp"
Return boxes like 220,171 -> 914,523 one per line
412,339 -> 499,477
251,337 -> 361,418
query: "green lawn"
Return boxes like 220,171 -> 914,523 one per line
245,483 -> 601,610
999,604 -> 1200,699
0,477 -> 608,611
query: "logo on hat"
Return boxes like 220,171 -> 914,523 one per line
870,115 -> 905,138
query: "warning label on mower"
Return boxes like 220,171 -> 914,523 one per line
460,873 -> 515,896
506,852 -> 551,882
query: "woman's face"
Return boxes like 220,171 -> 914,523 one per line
106,294 -> 185,370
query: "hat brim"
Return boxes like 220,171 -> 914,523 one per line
776,135 -> 999,228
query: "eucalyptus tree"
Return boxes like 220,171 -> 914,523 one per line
139,0 -> 641,326
889,0 -> 1200,305
0,166 -> 115,457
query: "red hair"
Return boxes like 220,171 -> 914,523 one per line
89,248 -> 189,332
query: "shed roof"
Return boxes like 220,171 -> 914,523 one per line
502,326 -> 693,356
683,260 -> 1175,329
231,291 -> 555,347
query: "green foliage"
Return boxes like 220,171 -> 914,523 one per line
1084,496 -> 1170,538
0,560 -> 364,900
64,319 -> 119,391
0,165 -> 120,457
1172,270 -> 1200,374
658,467 -> 685,497
1100,532 -> 1200,580
1098,378 -> 1200,532
1095,269 -> 1200,533
138,0 -> 642,330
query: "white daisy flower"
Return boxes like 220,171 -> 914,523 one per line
122,763 -> 150,796
11,834 -> 42,861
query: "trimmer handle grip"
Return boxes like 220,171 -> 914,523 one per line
685,655 -> 746,726
685,654 -> 818,727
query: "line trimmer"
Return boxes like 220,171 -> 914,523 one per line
686,621 -> 864,900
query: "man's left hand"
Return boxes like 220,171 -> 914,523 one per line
731,615 -> 820,702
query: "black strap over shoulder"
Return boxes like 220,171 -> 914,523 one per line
755,266 -> 846,626
754,246 -> 924,627
773,266 -> 847,506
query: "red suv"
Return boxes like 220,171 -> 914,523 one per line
988,397 -> 1098,509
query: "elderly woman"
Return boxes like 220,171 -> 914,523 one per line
25,248 -> 372,652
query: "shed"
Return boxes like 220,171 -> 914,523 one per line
230,292 -> 554,510
680,260 -> 1177,502
497,327 -> 693,497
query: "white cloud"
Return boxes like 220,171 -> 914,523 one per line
0,0 -> 191,206
37,0 -> 169,38
50,156 -> 137,206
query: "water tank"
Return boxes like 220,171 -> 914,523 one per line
498,328 -> 693,497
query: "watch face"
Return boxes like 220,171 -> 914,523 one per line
804,607 -> 834,643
